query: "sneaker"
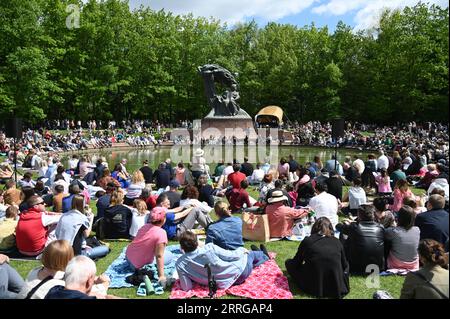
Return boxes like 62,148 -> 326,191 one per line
250,244 -> 259,251
259,244 -> 269,258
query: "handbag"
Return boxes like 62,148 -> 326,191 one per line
242,212 -> 270,242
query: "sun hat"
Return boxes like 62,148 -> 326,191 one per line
194,148 -> 204,157
151,206 -> 167,223
268,190 -> 288,204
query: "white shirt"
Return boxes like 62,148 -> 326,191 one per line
250,169 -> 265,183
222,165 -> 234,177
68,159 -> 79,170
179,199 -> 212,213
348,187 -> 367,210
377,155 -> 389,170
129,209 -> 149,238
17,267 -> 65,299
427,178 -> 449,201
309,192 -> 339,228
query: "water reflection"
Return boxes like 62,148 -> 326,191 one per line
61,146 -> 369,171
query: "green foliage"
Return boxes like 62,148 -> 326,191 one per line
0,1 -> 448,124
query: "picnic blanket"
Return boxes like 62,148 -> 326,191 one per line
170,253 -> 293,299
104,244 -> 182,288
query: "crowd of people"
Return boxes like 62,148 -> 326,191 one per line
0,120 -> 449,299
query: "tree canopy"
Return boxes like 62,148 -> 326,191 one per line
0,0 -> 448,124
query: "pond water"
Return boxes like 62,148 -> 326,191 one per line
62,145 -> 371,172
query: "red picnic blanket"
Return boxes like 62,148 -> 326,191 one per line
170,253 -> 293,299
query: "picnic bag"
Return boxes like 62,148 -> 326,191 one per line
242,212 -> 270,242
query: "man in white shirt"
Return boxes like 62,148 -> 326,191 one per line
377,150 -> 389,171
308,182 -> 339,228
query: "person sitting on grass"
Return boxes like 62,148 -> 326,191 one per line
3,180 -> 21,206
158,194 -> 211,240
129,199 -> 150,239
62,183 -> 81,213
390,179 -> 415,213
285,217 -> 350,299
341,177 -> 367,217
373,197 -> 396,229
124,170 -> 146,206
45,255 -> 119,299
336,204 -> 385,274
196,175 -> 215,208
125,207 -> 173,286
205,201 -> 243,250
51,184 -> 66,214
226,180 -> 254,213
400,239 -> 449,299
308,182 -> 339,229
0,206 -> 19,252
15,195 -> 61,257
265,190 -> 309,238
103,189 -> 133,239
55,195 -> 109,259
385,206 -> 420,272
175,231 -> 269,291
18,240 -> 73,299
179,185 -> 213,214
257,174 -> 275,204
415,194 -> 449,245
226,164 -> 247,189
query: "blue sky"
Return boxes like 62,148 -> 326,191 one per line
121,0 -> 448,32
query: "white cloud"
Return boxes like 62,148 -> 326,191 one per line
312,0 -> 449,31
128,0 -> 317,25
312,0 -> 366,15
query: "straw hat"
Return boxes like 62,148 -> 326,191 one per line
267,190 -> 288,204
194,148 -> 204,157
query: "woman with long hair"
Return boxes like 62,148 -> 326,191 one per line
285,217 -> 349,298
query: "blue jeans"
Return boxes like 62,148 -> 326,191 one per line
82,245 -> 110,260
0,263 -> 25,299
234,251 -> 268,285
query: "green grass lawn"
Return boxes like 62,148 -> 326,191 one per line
8,185 -> 416,300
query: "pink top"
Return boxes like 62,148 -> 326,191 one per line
126,224 -> 168,269
175,168 -> 185,185
375,175 -> 392,193
288,191 -> 298,208
278,163 -> 290,176
265,202 -> 308,238
390,189 -> 414,212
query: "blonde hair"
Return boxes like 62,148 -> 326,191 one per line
395,179 -> 410,192
133,199 -> 148,216
214,201 -> 231,218
71,194 -> 86,213
41,240 -> 74,272
110,189 -> 124,206
131,170 -> 144,184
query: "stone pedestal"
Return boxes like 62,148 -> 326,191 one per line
200,109 -> 255,140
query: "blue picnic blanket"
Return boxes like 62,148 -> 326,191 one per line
104,244 -> 182,288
